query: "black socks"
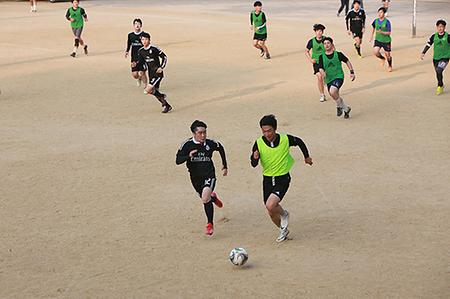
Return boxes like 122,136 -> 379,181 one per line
203,201 -> 214,224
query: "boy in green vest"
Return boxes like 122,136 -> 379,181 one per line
369,7 -> 392,72
305,24 -> 327,102
318,37 -> 355,119
250,1 -> 271,59
250,115 -> 313,243
421,19 -> 450,95
65,0 -> 88,58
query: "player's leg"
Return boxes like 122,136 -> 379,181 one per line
259,40 -> 270,59
373,45 -> 385,65
200,178 -> 220,235
354,35 -> 362,57
329,82 -> 351,118
385,48 -> 392,72
71,28 -> 80,57
145,77 -> 172,113
265,194 -> 283,228
78,29 -> 88,55
253,39 -> 263,52
434,59 -> 448,94
337,0 -> 345,16
315,70 -> 326,102
139,70 -> 148,87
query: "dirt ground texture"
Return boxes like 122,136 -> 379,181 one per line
1,0 -> 449,298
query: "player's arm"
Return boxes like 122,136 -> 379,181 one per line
215,141 -> 228,176
339,52 -> 355,81
421,34 -> 434,59
318,55 -> 326,78
176,143 -> 192,165
125,34 -> 132,58
133,49 -> 144,68
287,135 -> 312,165
250,12 -> 253,30
65,9 -> 73,22
156,49 -> 167,74
250,142 -> 260,168
305,40 -> 315,63
369,20 -> 376,41
81,8 -> 88,22
362,11 -> 366,31
256,12 -> 267,30
345,12 -> 351,32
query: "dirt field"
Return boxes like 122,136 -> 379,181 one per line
1,0 -> 449,298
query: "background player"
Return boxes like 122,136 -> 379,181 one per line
29,0 -> 37,13
305,24 -> 327,102
346,0 -> 366,58
176,120 -> 228,236
66,0 -> 88,58
125,19 -> 148,89
370,7 -> 393,72
250,1 -> 271,59
337,0 -> 350,17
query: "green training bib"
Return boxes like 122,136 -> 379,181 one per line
312,37 -> 325,60
375,18 -> 391,43
433,32 -> 450,60
252,11 -> 267,35
69,7 -> 84,29
322,51 -> 345,84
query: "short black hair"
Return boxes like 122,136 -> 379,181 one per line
353,0 -> 361,4
378,7 -> 387,13
436,19 -> 447,27
133,18 -> 142,25
254,1 -> 262,7
141,32 -> 151,39
323,36 -> 334,44
259,114 -> 277,130
71,0 -> 79,3
313,24 -> 326,31
190,120 -> 207,133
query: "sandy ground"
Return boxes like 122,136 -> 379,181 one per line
1,0 -> 450,298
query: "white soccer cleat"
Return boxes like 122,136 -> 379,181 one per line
319,94 -> 326,102
276,227 -> 289,243
280,210 -> 289,230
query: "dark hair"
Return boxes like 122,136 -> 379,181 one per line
313,24 -> 326,31
259,114 -> 277,130
353,0 -> 361,4
190,120 -> 207,133
71,0 -> 79,2
378,7 -> 387,13
141,32 -> 151,39
436,19 -> 447,27
254,1 -> 262,7
323,36 -> 334,44
133,18 -> 142,25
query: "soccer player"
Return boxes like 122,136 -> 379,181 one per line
305,24 -> 327,102
346,0 -> 366,58
30,0 -> 37,13
370,7 -> 393,72
135,33 -> 172,113
421,20 -> 450,95
337,0 -> 350,17
125,19 -> 148,89
382,0 -> 390,15
251,115 -> 313,243
250,1 -> 271,59
176,120 -> 228,236
66,0 -> 88,58
318,37 -> 355,119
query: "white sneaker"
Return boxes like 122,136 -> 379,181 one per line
143,90 -> 148,95
280,210 -> 289,230
136,79 -> 141,87
276,228 -> 289,243
320,94 -> 326,102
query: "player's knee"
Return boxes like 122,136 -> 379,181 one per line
132,72 -> 139,79
74,38 -> 79,47
436,67 -> 444,75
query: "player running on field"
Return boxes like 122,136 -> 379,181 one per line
135,33 -> 172,113
125,19 -> 148,89
346,0 -> 366,58
305,24 -> 327,102
251,115 -> 313,243
250,1 -> 271,59
176,120 -> 228,236
318,37 -> 355,119
370,7 -> 393,72
421,19 -> 450,95
30,0 -> 37,13
66,0 -> 88,58
337,0 -> 350,17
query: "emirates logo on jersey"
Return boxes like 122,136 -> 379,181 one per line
205,145 -> 210,151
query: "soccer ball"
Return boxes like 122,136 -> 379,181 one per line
229,247 -> 248,266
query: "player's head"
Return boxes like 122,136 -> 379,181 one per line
436,19 -> 446,33
191,120 -> 207,142
260,114 -> 277,140
133,19 -> 142,31
353,0 -> 361,10
254,1 -> 262,12
141,32 -> 151,46
323,37 -> 334,51
72,0 -> 79,8
378,7 -> 387,18
313,24 -> 325,37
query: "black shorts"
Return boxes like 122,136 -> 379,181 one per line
131,60 -> 145,72
374,40 -> 391,52
149,76 -> 163,89
313,63 -> 321,75
253,33 -> 267,41
263,173 -> 291,204
191,177 -> 216,197
351,30 -> 363,39
433,59 -> 449,71
327,78 -> 344,91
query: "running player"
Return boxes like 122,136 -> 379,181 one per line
337,0 -> 350,17
66,0 -> 88,58
135,33 -> 172,113
125,19 -> 148,89
30,0 -> 37,13
346,0 -> 366,58
250,1 -> 271,59
318,37 -> 355,119
370,7 -> 393,72
176,120 -> 228,236
382,0 -> 390,15
305,24 -> 327,102
421,20 -> 450,95
251,114 -> 313,243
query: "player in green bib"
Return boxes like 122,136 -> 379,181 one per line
250,1 -> 271,59
318,37 -> 355,119
421,20 -> 450,95
251,115 -> 313,243
370,7 -> 393,72
305,24 -> 327,102
65,0 -> 88,58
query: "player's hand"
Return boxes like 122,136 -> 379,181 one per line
253,150 -> 259,160
350,73 -> 356,81
189,149 -> 198,157
362,27 -> 365,33
250,25 -> 254,31
347,30 -> 351,36
70,18 -> 75,22
305,157 -> 313,165
131,61 -> 137,67
311,59 -> 317,64
222,168 -> 228,176
420,53 -> 425,60
156,67 -> 163,74
125,52 -> 129,58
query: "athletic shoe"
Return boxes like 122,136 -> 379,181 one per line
436,86 -> 444,95
211,192 -> 223,208
387,66 -> 393,72
265,53 -> 271,60
337,107 -> 343,117
136,79 -> 142,87
162,104 -> 172,114
70,52 -> 76,58
260,49 -> 265,57
205,223 -> 214,236
358,54 -> 363,59
276,228 -> 289,243
344,106 -> 351,119
319,94 -> 326,102
83,45 -> 88,55
280,210 -> 289,230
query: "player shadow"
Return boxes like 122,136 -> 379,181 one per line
272,50 -> 304,59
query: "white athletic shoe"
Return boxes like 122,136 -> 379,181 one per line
136,79 -> 142,87
276,227 -> 289,243
280,210 -> 289,230
319,94 -> 326,102
143,90 -> 148,95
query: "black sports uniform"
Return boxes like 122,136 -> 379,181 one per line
250,134 -> 309,203
346,8 -> 366,38
137,45 -> 167,89
126,31 -> 146,72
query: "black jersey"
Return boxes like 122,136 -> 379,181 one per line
126,31 -> 146,61
346,8 -> 366,32
176,138 -> 228,179
137,45 -> 167,78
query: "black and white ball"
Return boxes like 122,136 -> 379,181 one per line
229,247 -> 248,266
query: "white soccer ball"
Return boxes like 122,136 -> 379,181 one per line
229,247 -> 248,266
